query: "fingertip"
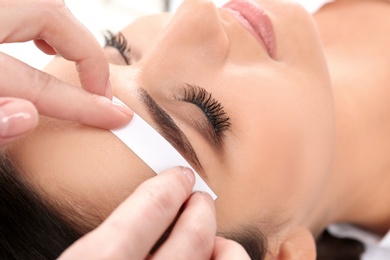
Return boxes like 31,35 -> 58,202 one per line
183,167 -> 196,186
190,191 -> 216,214
75,50 -> 110,97
111,99 -> 134,118
215,236 -> 228,244
69,94 -> 133,130
213,236 -> 250,260
191,191 -> 214,204
160,167 -> 196,188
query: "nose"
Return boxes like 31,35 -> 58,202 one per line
162,0 -> 229,60
140,0 -> 229,81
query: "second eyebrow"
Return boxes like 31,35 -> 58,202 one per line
138,88 -> 204,175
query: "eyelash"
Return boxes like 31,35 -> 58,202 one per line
182,85 -> 231,137
104,30 -> 132,65
103,32 -> 230,138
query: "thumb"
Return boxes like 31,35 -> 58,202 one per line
0,98 -> 38,146
212,237 -> 251,260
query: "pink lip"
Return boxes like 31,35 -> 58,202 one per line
222,0 -> 276,58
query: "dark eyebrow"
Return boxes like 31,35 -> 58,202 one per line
138,88 -> 204,175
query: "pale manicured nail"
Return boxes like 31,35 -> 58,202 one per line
183,167 -> 195,185
111,100 -> 133,117
0,101 -> 37,138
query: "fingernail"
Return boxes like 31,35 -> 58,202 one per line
199,191 -> 213,201
0,101 -> 37,138
111,100 -> 133,117
183,167 -> 195,185
194,192 -> 215,209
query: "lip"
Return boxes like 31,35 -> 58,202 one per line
222,0 -> 276,58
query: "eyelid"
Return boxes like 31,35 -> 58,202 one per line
103,30 -> 132,65
177,84 -> 230,148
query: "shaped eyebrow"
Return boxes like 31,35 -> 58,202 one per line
138,88 -> 205,175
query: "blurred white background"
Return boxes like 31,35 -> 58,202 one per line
0,0 -> 167,70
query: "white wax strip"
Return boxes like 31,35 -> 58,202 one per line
110,98 -> 217,200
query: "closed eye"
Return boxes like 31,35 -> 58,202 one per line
104,31 -> 132,65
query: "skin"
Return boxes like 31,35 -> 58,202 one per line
6,0 -> 390,258
59,168 -> 248,260
0,0 -> 133,146
311,0 -> 390,234
1,0 -> 247,258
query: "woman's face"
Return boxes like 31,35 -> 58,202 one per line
11,0 -> 334,249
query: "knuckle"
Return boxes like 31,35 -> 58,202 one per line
35,0 -> 70,36
33,0 -> 67,18
30,69 -> 53,105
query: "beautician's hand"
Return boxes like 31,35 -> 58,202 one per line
0,0 -> 133,146
58,167 -> 250,260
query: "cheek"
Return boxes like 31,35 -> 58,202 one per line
213,73 -> 334,228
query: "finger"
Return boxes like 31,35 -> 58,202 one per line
0,98 -> 38,146
0,52 -> 132,129
151,192 -> 217,260
0,0 -> 110,97
212,237 -> 251,260
58,167 -> 196,260
33,39 -> 57,55
37,4 -> 110,97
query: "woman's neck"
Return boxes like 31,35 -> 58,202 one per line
309,0 -> 390,235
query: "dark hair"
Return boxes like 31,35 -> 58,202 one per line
0,153 -> 83,259
316,229 -> 365,260
218,228 -> 268,259
0,153 -> 364,260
